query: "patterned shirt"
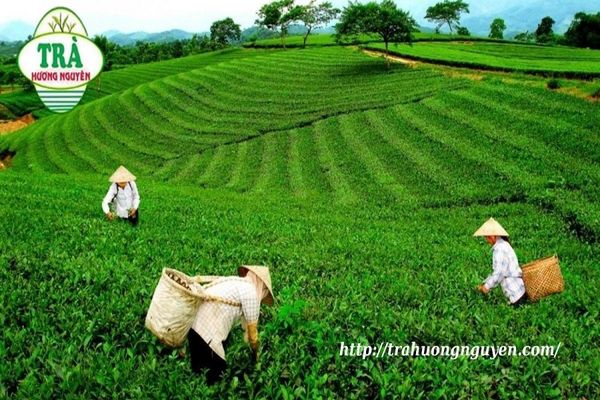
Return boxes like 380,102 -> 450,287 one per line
191,277 -> 260,360
101,182 -> 140,218
483,238 -> 526,304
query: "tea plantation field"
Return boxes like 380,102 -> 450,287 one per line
0,48 -> 274,117
1,44 -> 599,398
246,32 -> 490,48
366,41 -> 600,78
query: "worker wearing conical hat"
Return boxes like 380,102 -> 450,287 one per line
474,218 -> 527,306
101,166 -> 140,226
188,266 -> 274,383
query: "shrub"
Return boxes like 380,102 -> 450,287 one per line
456,27 -> 470,36
547,79 -> 561,90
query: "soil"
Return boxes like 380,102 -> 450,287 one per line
0,113 -> 35,135
362,48 -> 600,103
361,49 -> 420,66
441,70 -> 485,81
589,91 -> 600,102
0,151 -> 15,170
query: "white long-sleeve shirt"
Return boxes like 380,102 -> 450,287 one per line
101,182 -> 140,218
191,277 -> 261,360
483,238 -> 526,304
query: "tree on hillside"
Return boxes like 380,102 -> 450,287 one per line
514,31 -> 534,42
456,26 -> 470,36
336,0 -> 416,68
6,70 -> 19,91
92,35 -> 117,71
425,0 -> 469,34
256,0 -> 300,48
186,34 -> 216,54
489,18 -> 506,39
296,1 -> 340,48
535,16 -> 555,43
210,18 -> 242,47
565,12 -> 600,49
172,40 -> 185,58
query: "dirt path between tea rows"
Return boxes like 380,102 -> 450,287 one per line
361,48 -> 420,66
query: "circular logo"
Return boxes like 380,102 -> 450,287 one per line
18,7 -> 104,113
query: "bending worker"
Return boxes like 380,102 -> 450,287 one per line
189,265 -> 274,383
102,165 -> 140,226
474,218 -> 527,306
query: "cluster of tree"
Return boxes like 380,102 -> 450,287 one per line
565,12 -> 600,49
424,0 -> 469,34
335,0 -> 598,52
489,18 -> 506,39
513,31 -> 535,43
534,16 -> 556,43
336,0 -> 416,65
511,17 -> 557,44
0,63 -> 30,92
0,69 -> 22,90
255,0 -> 340,47
93,18 -> 241,71
254,0 -> 475,50
332,0 -> 476,67
510,12 -> 599,48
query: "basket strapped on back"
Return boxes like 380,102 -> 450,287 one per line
145,268 -> 242,348
194,276 -> 242,307
168,270 -> 243,306
521,255 -> 564,302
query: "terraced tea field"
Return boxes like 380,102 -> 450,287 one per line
247,32 -> 482,48
0,48 -> 273,117
367,41 -> 600,78
1,43 -> 598,399
81,48 -> 273,102
0,47 -> 467,177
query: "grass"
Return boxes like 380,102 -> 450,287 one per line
81,48 -> 274,103
2,47 -> 597,238
0,42 -> 599,398
366,41 -> 600,79
1,170 -> 598,399
0,48 -> 274,118
0,90 -> 43,117
0,47 -> 467,178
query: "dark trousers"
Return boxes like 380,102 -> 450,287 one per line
128,209 -> 139,226
512,292 -> 529,307
119,210 -> 139,226
187,329 -> 226,383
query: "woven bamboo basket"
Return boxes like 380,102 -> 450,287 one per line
521,255 -> 564,302
145,268 -> 240,348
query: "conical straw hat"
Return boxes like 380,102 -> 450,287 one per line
473,217 -> 509,237
238,265 -> 274,306
109,166 -> 136,183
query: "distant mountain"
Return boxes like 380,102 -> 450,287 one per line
459,0 -> 598,36
0,41 -> 22,57
241,24 -> 336,41
101,30 -> 122,38
0,21 -> 34,41
418,26 -> 436,34
102,29 -> 205,46
241,26 -> 278,41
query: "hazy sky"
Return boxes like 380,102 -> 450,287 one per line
0,0 -> 513,34
0,1 -> 594,34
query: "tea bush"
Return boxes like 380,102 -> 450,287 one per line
0,44 -> 598,399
